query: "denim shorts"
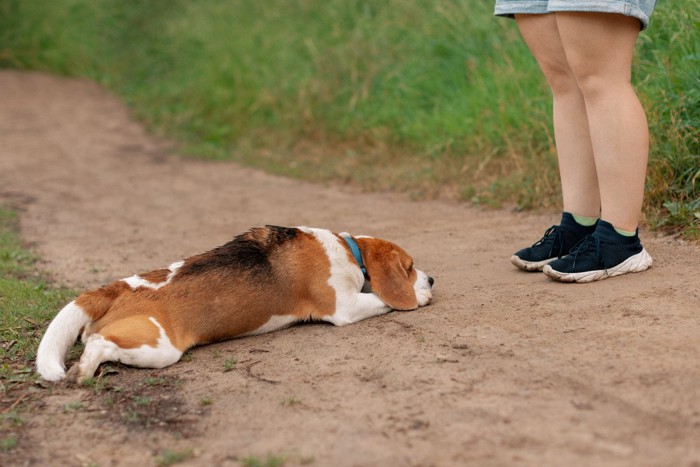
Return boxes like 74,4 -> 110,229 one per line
494,0 -> 657,30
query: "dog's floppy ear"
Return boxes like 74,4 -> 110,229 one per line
360,240 -> 418,311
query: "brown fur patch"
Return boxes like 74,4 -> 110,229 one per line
87,291 -> 183,349
75,281 -> 131,321
283,230 -> 336,320
355,237 -> 418,311
139,268 -> 170,284
101,315 -> 161,349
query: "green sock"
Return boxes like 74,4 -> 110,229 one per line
614,226 -> 636,237
571,213 -> 598,227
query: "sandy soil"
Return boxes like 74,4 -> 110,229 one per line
1,70 -> 699,467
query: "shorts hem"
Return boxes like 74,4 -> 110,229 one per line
495,1 -> 549,18
494,0 -> 653,30
547,1 -> 650,29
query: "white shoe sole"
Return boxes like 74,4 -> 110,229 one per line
511,255 -> 556,272
542,248 -> 653,283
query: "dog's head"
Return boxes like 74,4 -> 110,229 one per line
355,236 -> 433,311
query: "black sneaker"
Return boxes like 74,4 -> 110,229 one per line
511,212 -> 597,271
543,220 -> 653,283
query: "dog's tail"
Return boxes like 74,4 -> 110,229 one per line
37,281 -> 134,381
36,300 -> 92,381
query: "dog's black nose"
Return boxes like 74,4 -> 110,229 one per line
428,276 -> 434,287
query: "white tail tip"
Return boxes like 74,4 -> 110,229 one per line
36,363 -> 66,382
36,301 -> 90,381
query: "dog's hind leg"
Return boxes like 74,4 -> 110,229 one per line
66,333 -> 120,382
68,316 -> 183,383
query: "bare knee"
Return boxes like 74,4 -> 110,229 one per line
540,62 -> 581,97
553,13 -> 638,102
514,13 -> 580,97
577,71 -> 637,106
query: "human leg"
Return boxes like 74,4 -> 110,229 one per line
540,11 -> 652,282
510,13 -> 599,271
554,11 -> 648,232
514,13 -> 601,219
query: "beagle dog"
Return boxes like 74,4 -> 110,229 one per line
37,226 -> 434,382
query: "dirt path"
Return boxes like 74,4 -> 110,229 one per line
1,70 -> 699,466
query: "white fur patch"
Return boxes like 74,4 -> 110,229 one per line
299,227 -> 366,293
77,334 -> 119,380
122,260 -> 184,290
117,317 -> 182,368
414,269 -> 433,307
240,314 -> 298,337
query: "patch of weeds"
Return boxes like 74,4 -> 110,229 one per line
0,436 -> 17,452
200,396 -> 213,406
651,198 -> 700,240
133,395 -> 152,406
280,396 -> 302,407
1,366 -> 35,384
64,401 -> 86,412
240,454 -> 287,467
0,410 -> 26,459
156,448 -> 194,466
223,358 -> 237,372
82,374 -> 113,394
1,411 -> 25,429
123,408 -> 141,424
144,376 -> 167,387
180,351 -> 193,363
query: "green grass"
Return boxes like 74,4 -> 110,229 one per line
156,448 -> 194,467
0,206 -> 75,454
223,358 -> 237,372
0,0 -> 697,236
634,7 -> 700,237
240,454 -> 287,467
280,396 -> 303,407
0,208 -> 75,377
0,436 -> 17,452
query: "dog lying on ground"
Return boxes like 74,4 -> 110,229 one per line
37,226 -> 434,382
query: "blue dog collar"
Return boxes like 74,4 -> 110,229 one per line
340,233 -> 368,278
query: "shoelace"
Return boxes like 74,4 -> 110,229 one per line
568,234 -> 602,269
532,225 -> 565,258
